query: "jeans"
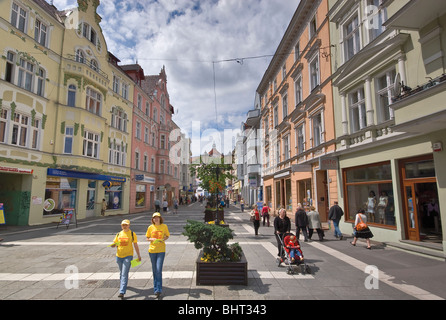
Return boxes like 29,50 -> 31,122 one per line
116,255 -> 133,294
149,252 -> 165,294
332,219 -> 343,238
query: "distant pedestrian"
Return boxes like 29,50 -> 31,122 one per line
173,198 -> 178,214
154,199 -> 160,212
274,208 -> 291,257
261,203 -> 271,227
328,201 -> 344,240
240,198 -> 245,212
162,200 -> 168,213
111,219 -> 141,299
307,206 -> 324,241
295,203 -> 309,242
146,212 -> 170,298
250,204 -> 260,236
101,199 -> 107,216
351,209 -> 374,250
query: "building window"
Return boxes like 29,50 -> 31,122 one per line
135,151 -> 140,170
90,59 -> 98,72
273,105 -> 279,127
276,141 -> 281,164
343,13 -> 361,62
160,159 -> 165,174
113,75 -> 120,94
82,23 -> 97,45
11,113 -> 28,147
111,107 -> 127,132
109,141 -> 126,166
283,135 -> 290,161
309,15 -> 317,38
343,162 -> 395,227
76,49 -> 85,63
66,85 -> 76,107
122,83 -> 128,100
264,116 -> 269,135
34,19 -> 47,46
82,131 -> 100,159
294,42 -> 300,61
0,110 -> 7,143
11,2 -> 27,32
376,69 -> 396,123
136,121 -> 141,140
366,0 -> 387,42
144,154 -> 148,172
160,134 -> 166,149
153,108 -> 158,122
282,65 -> 287,81
349,88 -> 367,133
151,157 -> 155,173
309,54 -> 320,91
144,127 -> 149,144
44,177 -> 77,216
137,94 -> 142,109
296,124 -> 305,155
64,127 -> 74,154
295,75 -> 302,106
31,118 -> 39,149
36,68 -> 45,97
5,52 -> 15,83
105,182 -> 123,210
145,102 -> 150,116
312,113 -> 323,147
282,94 -> 288,120
85,87 -> 102,116
17,58 -> 34,92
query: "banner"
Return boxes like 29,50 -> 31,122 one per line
0,203 -> 5,225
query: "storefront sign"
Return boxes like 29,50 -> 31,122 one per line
47,169 -> 126,182
292,164 -> 312,172
319,157 -> 339,170
0,166 -> 33,174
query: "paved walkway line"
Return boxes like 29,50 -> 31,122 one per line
307,241 -> 444,300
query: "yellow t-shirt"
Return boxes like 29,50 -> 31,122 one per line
146,224 -> 170,253
113,230 -> 137,258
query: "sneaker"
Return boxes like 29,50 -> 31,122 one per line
118,293 -> 124,299
339,236 -> 343,240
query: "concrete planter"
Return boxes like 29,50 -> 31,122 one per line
196,251 -> 248,286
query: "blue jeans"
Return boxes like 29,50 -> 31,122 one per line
332,219 -> 343,238
149,252 -> 165,294
116,255 -> 132,294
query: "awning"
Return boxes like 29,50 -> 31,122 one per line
47,168 -> 126,182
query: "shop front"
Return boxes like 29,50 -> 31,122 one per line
44,169 -> 127,220
130,174 -> 155,213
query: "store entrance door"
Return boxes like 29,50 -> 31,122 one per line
403,181 -> 442,242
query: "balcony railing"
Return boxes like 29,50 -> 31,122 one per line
65,54 -> 109,80
393,73 -> 446,103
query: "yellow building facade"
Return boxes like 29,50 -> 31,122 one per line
0,0 -> 132,225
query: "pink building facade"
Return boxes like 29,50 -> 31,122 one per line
123,65 -> 180,214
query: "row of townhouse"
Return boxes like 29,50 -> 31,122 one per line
240,0 -> 446,257
0,0 -> 180,226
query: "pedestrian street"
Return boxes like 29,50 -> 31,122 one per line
0,202 -> 445,300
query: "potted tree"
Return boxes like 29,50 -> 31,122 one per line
182,220 -> 247,286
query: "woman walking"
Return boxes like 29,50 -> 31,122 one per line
250,204 -> 261,236
146,212 -> 170,298
273,208 -> 291,257
111,219 -> 141,299
351,209 -> 374,249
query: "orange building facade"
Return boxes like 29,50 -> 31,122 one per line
258,0 -> 338,222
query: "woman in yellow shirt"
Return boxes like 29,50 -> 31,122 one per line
146,212 -> 170,298
112,219 -> 141,299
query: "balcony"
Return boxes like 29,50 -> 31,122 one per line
64,55 -> 109,89
391,74 -> 446,134
245,109 -> 261,127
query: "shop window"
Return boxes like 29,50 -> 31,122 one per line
285,179 -> 292,211
404,159 -> 436,179
44,177 -> 77,216
344,162 -> 395,226
105,182 -> 123,210
136,185 -> 146,207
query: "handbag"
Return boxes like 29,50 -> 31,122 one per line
356,214 -> 367,231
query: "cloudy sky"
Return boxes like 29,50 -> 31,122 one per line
53,0 -> 300,154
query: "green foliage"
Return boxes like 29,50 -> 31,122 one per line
189,160 -> 235,195
182,220 -> 243,262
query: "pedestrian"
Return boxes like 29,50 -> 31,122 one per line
273,208 -> 291,257
351,209 -> 374,249
111,219 -> 141,299
295,203 -> 309,242
328,201 -> 344,240
250,204 -> 261,236
307,206 -> 324,241
240,198 -> 245,212
154,199 -> 160,212
261,202 -> 271,227
173,198 -> 178,214
162,199 -> 168,213
101,199 -> 107,216
146,212 -> 170,298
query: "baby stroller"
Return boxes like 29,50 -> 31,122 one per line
276,233 -> 311,275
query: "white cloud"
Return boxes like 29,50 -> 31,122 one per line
52,0 -> 300,154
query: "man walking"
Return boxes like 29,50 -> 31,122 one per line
295,203 -> 309,242
328,201 -> 344,240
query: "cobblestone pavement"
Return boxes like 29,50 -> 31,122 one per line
0,202 -> 445,302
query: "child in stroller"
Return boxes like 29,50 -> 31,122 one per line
284,234 -> 304,263
276,233 -> 310,274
